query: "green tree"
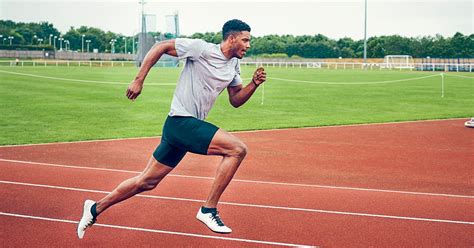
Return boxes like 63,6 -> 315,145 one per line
1,19 -> 473,58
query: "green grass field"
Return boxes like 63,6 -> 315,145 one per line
1,65 -> 473,145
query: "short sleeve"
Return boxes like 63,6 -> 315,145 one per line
229,60 -> 243,87
175,38 -> 207,61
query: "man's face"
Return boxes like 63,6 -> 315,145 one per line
230,31 -> 251,59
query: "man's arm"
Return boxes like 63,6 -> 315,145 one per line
126,39 -> 177,101
227,67 -> 266,108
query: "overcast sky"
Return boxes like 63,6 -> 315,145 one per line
1,0 -> 472,39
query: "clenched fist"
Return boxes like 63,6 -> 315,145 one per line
252,66 -> 267,86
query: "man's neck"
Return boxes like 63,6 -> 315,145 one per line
220,42 -> 233,59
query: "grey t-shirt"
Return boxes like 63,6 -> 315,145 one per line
169,38 -> 243,120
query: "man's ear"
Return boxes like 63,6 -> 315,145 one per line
228,34 -> 236,44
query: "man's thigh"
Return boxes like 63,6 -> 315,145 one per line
206,129 -> 245,156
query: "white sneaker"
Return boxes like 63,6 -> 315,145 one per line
77,200 -> 97,239
196,207 -> 232,234
465,118 -> 474,128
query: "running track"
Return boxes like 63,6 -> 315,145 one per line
0,119 -> 472,247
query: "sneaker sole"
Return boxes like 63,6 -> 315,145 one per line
196,214 -> 232,234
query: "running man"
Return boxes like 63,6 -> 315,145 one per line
77,19 -> 266,238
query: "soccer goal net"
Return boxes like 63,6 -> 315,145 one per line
383,55 -> 414,69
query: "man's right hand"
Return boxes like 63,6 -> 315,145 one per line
126,79 -> 144,101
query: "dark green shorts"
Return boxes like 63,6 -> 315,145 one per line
153,116 -> 219,168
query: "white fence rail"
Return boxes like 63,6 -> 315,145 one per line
241,61 -> 474,72
0,60 -> 473,72
0,60 -> 175,68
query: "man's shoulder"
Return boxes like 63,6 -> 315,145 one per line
175,38 -> 214,59
176,38 -> 212,47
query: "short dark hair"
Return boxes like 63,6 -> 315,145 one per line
222,19 -> 251,40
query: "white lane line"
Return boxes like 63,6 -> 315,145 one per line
267,73 -> 440,85
1,158 -> 472,199
0,212 -> 314,247
1,180 -> 472,226
0,117 -> 467,148
0,69 -> 176,86
236,117 -> 469,134
444,74 -> 474,79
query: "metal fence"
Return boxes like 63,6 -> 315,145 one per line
0,60 -> 176,68
240,61 -> 474,72
1,58 -> 472,72
0,50 -> 134,61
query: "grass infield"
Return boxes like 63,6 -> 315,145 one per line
0,65 -> 472,145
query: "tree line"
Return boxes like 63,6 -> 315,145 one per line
1,20 -> 472,58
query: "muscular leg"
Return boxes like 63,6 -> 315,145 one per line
204,129 -> 247,208
95,157 -> 173,215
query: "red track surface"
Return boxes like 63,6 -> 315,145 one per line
1,119 -> 473,247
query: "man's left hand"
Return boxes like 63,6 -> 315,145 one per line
252,66 -> 266,86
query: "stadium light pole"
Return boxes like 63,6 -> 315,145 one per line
363,0 -> 368,66
116,36 -> 120,53
8,36 -> 14,45
53,36 -> 57,50
59,37 -> 64,51
140,0 -> 146,35
86,40 -> 91,53
138,0 -> 147,66
82,34 -> 85,53
110,39 -> 116,53
123,37 -> 127,54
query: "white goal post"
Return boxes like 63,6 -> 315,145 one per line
306,62 -> 322,69
383,55 -> 414,69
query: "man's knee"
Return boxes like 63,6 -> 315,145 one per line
229,140 -> 248,159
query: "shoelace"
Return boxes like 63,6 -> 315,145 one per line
85,218 -> 96,229
210,212 -> 225,226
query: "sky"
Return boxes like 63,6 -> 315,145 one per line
1,0 -> 472,40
